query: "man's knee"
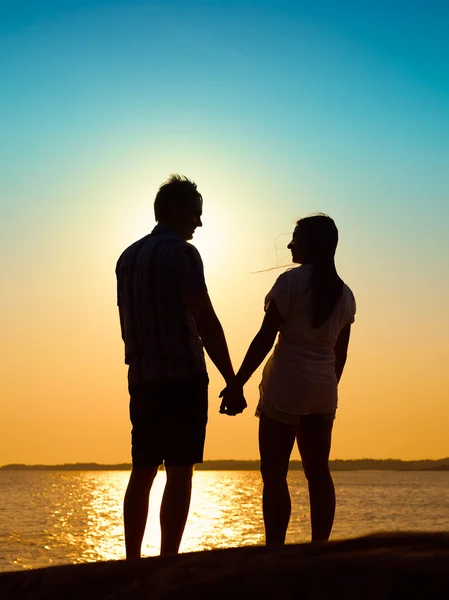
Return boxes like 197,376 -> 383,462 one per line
130,466 -> 159,488
165,464 -> 194,485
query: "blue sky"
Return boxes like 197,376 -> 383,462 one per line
2,0 -> 448,287
2,1 -> 448,208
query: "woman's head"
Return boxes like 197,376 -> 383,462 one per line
287,214 -> 343,328
288,214 -> 339,265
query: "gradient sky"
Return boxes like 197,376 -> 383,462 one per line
1,0 -> 448,464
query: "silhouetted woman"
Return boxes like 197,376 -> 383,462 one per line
228,214 -> 356,544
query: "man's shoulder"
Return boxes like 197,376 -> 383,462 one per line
116,235 -> 152,271
165,239 -> 203,262
116,235 -> 203,275
184,241 -> 203,259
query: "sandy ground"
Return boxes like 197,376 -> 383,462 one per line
1,532 -> 449,599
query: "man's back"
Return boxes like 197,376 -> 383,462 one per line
119,175 -> 243,560
116,224 -> 207,383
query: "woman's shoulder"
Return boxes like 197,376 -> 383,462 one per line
279,264 -> 312,282
342,282 -> 355,302
341,282 -> 356,317
272,265 -> 313,297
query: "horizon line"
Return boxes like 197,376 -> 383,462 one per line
2,457 -> 449,470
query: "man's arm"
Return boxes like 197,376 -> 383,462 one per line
218,301 -> 282,415
174,243 -> 235,385
185,289 -> 235,385
117,285 -> 125,342
233,300 -> 283,388
118,304 -> 125,341
334,324 -> 351,383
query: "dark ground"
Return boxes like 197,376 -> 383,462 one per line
1,532 -> 449,599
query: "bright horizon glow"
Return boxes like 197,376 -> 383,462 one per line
1,0 -> 449,464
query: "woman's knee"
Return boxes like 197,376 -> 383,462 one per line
261,461 -> 289,485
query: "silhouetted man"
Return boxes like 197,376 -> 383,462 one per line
116,174 -> 245,558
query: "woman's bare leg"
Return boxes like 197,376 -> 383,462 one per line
297,415 -> 335,542
259,413 -> 296,546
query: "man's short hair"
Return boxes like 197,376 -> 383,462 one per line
154,174 -> 202,221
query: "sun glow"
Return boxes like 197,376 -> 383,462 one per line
192,201 -> 233,272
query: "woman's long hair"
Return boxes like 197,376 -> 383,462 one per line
296,214 -> 343,328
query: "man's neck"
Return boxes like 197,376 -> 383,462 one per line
153,222 -> 183,238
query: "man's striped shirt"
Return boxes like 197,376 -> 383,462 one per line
116,225 -> 207,384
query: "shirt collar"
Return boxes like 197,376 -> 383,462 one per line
150,224 -> 182,239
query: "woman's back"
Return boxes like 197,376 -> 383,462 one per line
243,214 -> 355,545
260,263 -> 356,417
274,264 -> 355,349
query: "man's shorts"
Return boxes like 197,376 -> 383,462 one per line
128,372 -> 208,468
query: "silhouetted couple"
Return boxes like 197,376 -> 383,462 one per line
116,175 -> 355,558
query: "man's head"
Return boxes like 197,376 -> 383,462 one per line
154,174 -> 203,240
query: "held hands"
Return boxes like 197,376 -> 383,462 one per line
219,384 -> 247,416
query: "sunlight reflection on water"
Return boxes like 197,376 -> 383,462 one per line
2,470 -> 449,571
1,471 -> 267,570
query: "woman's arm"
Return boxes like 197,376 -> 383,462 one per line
233,300 -> 283,388
334,324 -> 351,383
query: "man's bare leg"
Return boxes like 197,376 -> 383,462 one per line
160,465 -> 193,554
124,466 -> 159,559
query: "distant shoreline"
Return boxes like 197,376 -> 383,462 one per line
2,459 -> 449,472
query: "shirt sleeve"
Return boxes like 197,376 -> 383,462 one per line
115,256 -> 122,306
346,288 -> 356,324
171,243 -> 208,297
264,271 -> 290,318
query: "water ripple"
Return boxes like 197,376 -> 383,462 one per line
2,470 -> 449,571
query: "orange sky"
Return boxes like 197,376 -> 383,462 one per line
1,167 -> 449,464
